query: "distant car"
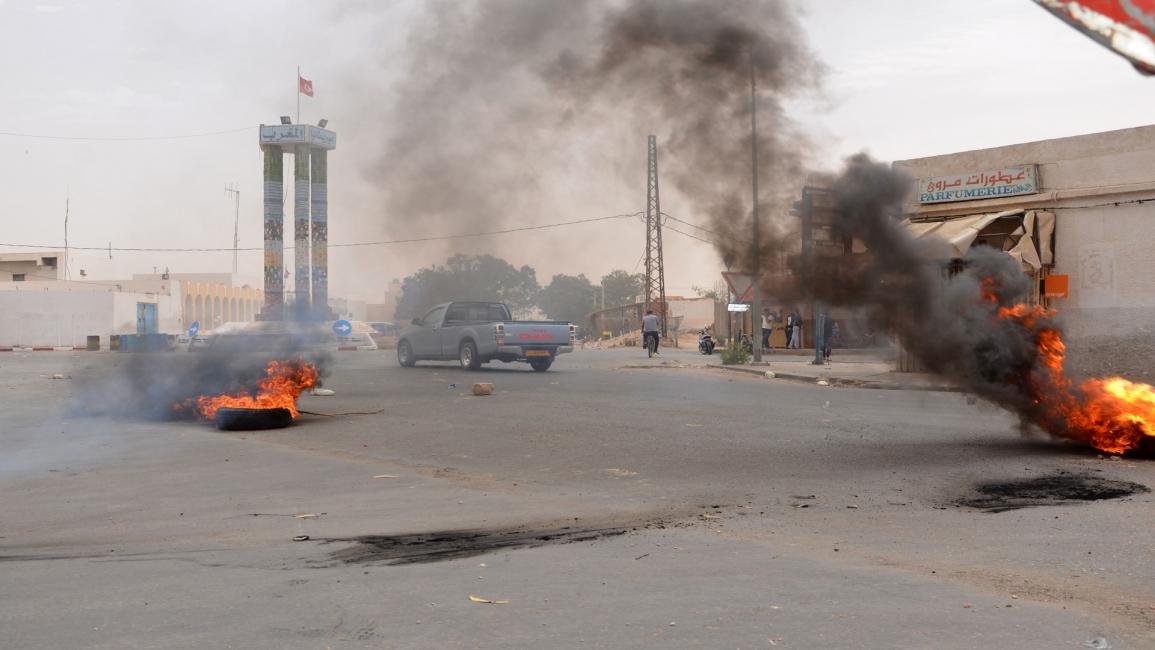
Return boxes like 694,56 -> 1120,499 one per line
397,301 -> 574,371
366,321 -> 399,336
188,334 -> 214,351
337,331 -> 378,351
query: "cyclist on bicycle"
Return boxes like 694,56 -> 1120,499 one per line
642,310 -> 660,356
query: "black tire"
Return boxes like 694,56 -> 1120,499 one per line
397,340 -> 416,367
214,407 -> 294,431
460,340 -> 482,370
529,358 -> 552,372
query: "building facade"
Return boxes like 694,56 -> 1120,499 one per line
893,124 -> 1155,347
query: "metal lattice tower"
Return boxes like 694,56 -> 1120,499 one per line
644,135 -> 668,337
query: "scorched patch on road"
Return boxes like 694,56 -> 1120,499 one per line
960,473 -> 1149,513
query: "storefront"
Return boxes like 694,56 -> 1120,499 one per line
893,123 -> 1155,346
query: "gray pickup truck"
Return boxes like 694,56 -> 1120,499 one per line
397,301 -> 575,372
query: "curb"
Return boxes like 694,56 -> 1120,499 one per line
710,363 -> 964,393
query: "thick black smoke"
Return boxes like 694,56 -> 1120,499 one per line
367,0 -> 820,268
804,154 -> 1060,417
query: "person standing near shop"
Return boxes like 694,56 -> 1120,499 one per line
761,307 -> 772,352
790,310 -> 802,349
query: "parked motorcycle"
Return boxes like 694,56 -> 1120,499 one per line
698,329 -> 715,355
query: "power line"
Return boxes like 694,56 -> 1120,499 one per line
663,223 -> 715,245
0,211 -> 645,253
660,211 -> 722,237
0,125 -> 256,142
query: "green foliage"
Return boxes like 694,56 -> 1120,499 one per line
720,337 -> 750,365
537,274 -> 597,324
599,270 -> 644,309
692,284 -> 721,301
397,254 -> 540,319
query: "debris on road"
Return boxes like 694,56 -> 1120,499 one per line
373,474 -> 399,479
468,594 -> 509,605
471,382 -> 494,396
294,513 -> 320,519
1084,638 -> 1112,650
605,468 -> 638,477
293,535 -> 310,542
298,408 -> 385,417
701,513 -> 722,520
764,371 -> 776,379
50,373 -> 68,380
311,388 -> 335,396
448,383 -> 456,389
816,379 -> 829,386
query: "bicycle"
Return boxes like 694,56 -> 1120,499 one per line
644,332 -> 658,358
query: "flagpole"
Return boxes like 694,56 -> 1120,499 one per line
296,65 -> 301,124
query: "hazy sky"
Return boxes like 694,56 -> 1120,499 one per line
3,0 -> 1155,302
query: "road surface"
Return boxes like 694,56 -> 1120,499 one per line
2,348 -> 1152,649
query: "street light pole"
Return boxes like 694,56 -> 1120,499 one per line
225,183 -> 241,275
749,49 -> 763,363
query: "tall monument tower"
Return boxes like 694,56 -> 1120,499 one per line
258,121 -> 336,320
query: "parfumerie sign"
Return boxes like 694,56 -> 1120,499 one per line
919,165 -> 1038,204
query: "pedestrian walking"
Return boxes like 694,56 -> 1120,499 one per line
784,311 -> 794,348
822,314 -> 835,362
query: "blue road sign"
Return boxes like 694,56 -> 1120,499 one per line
333,319 -> 353,336
188,320 -> 200,338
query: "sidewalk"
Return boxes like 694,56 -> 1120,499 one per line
703,349 -> 961,392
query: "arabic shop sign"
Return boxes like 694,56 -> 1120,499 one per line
918,165 -> 1038,204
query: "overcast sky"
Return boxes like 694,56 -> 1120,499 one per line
3,0 -> 1155,302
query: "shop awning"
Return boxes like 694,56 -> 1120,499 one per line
905,210 -> 1055,272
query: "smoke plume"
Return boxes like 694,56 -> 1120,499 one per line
801,154 -> 1062,422
71,336 -> 332,421
364,0 -> 820,270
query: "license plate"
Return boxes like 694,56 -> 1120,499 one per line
525,349 -> 551,357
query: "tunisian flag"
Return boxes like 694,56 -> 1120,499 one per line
299,75 -> 314,97
1035,0 -> 1155,74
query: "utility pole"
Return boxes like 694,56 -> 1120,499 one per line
224,183 -> 241,274
644,135 -> 668,337
63,193 -> 70,280
749,49 -> 763,363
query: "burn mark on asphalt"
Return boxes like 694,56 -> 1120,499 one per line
322,524 -> 633,565
960,473 -> 1149,513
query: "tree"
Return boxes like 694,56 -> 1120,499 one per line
537,274 -> 597,325
396,254 -> 540,319
599,270 -> 644,309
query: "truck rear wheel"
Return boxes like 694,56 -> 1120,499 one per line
397,340 -> 416,367
460,340 -> 482,370
529,358 -> 552,372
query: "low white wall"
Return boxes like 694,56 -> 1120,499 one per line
0,288 -> 183,347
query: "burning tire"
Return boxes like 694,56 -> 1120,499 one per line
214,407 -> 294,431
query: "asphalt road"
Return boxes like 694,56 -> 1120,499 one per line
3,348 -> 1154,649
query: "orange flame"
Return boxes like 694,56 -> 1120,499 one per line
982,283 -> 1155,454
182,359 -> 319,420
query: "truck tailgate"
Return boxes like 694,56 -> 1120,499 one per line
501,323 -> 571,346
